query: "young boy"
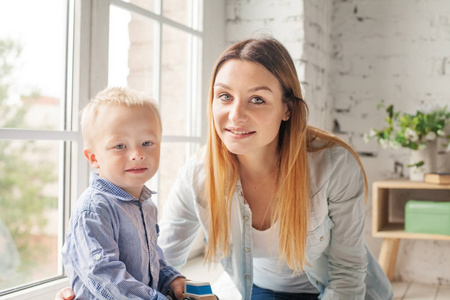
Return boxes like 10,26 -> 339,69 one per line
62,87 -> 185,299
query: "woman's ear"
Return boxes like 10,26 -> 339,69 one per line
282,100 -> 291,121
84,148 -> 100,169
283,107 -> 291,121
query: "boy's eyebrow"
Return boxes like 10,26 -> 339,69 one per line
214,82 -> 273,93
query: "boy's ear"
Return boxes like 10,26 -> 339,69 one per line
84,148 -> 100,169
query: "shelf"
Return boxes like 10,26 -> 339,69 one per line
372,179 -> 450,238
373,178 -> 450,190
372,178 -> 450,281
373,223 -> 450,240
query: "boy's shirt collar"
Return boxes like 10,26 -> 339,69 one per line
89,171 -> 156,202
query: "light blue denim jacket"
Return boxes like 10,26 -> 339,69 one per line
159,144 -> 393,300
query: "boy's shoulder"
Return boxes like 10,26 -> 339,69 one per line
72,186 -> 117,218
66,187 -> 117,234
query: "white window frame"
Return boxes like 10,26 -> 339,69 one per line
0,0 -> 225,299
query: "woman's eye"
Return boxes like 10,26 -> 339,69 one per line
115,144 -> 126,150
142,141 -> 152,147
251,97 -> 265,104
219,94 -> 232,101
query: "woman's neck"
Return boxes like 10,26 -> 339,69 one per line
237,150 -> 280,182
237,150 -> 280,230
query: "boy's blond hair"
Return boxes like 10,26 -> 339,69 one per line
81,87 -> 161,149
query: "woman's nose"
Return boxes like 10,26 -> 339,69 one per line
229,100 -> 248,123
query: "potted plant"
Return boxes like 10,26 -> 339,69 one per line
364,100 -> 450,181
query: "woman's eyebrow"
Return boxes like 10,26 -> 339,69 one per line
214,82 -> 273,93
213,82 -> 230,89
248,86 -> 273,93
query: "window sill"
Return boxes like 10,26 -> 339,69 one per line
0,278 -> 69,300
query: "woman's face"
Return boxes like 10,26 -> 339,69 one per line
212,59 -> 289,157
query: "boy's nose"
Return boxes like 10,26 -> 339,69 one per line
131,150 -> 145,160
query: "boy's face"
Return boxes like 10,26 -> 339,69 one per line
84,103 -> 161,199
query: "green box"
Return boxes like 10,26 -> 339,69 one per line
405,200 -> 450,235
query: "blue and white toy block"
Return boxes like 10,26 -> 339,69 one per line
184,281 -> 218,300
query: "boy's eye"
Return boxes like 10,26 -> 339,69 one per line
115,144 -> 126,150
219,93 -> 232,101
251,97 -> 265,104
142,141 -> 152,147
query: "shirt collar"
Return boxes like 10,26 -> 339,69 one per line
89,171 -> 156,202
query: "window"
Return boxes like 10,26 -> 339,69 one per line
0,0 -> 224,298
0,0 -> 75,295
106,0 -> 204,210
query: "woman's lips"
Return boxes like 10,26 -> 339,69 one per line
225,128 -> 256,138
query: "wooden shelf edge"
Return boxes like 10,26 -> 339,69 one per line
373,178 -> 450,190
373,229 -> 450,241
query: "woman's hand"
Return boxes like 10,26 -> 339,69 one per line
54,287 -> 75,300
169,277 -> 186,300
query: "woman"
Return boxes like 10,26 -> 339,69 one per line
57,37 -> 392,300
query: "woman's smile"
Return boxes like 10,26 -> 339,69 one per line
225,127 -> 256,138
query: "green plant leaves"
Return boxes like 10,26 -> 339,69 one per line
365,101 -> 450,151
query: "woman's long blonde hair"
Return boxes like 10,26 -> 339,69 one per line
204,37 -> 367,272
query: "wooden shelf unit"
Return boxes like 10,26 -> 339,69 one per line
372,179 -> 450,280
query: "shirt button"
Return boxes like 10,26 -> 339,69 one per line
239,191 -> 244,196
93,254 -> 101,261
244,216 -> 249,221
316,280 -> 319,285
245,275 -> 250,280
319,236 -> 324,242
245,247 -> 250,252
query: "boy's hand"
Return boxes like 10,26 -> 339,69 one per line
55,287 -> 75,300
169,277 -> 186,300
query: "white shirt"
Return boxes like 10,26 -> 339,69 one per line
252,224 -> 319,293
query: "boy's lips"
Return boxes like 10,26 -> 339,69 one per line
125,167 -> 148,173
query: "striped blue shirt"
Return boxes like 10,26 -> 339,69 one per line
62,172 -> 182,299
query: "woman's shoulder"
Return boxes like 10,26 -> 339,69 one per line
307,133 -> 359,167
172,146 -> 207,197
178,146 -> 207,176
307,139 -> 359,195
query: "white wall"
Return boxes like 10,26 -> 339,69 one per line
331,0 -> 450,284
224,0 -> 334,130
225,0 -> 450,285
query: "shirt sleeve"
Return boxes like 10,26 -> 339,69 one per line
323,145 -> 367,300
157,245 -> 186,294
158,162 -> 203,270
64,206 -> 167,300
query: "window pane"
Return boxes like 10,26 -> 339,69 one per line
158,142 -> 200,212
0,0 -> 67,130
0,140 -> 61,291
125,0 -> 155,13
160,25 -> 190,136
109,6 -> 155,96
163,0 -> 191,27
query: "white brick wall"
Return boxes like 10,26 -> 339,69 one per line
225,0 -> 334,130
331,0 -> 450,284
225,0 -> 450,286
